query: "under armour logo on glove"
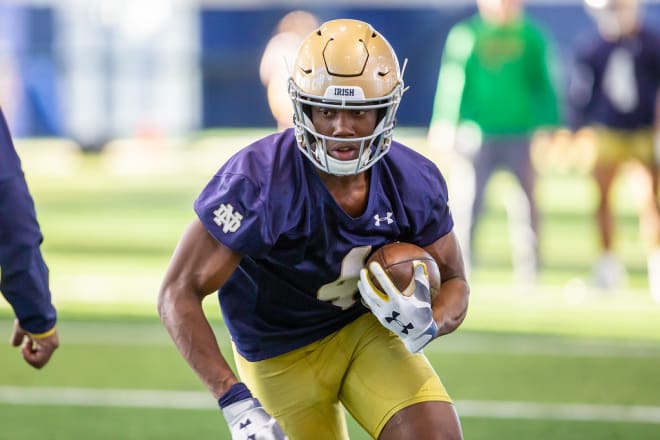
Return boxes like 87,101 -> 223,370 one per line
240,419 -> 253,430
385,311 -> 414,334
358,261 -> 439,353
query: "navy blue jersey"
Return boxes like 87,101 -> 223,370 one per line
569,27 -> 660,130
0,108 -> 56,334
195,128 -> 453,361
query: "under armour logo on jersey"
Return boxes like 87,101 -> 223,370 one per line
213,203 -> 243,233
385,310 -> 414,334
374,212 -> 393,227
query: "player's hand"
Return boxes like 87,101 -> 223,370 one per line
358,261 -> 438,353
10,319 -> 59,369
221,383 -> 287,440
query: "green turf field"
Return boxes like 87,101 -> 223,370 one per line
1,130 -> 660,439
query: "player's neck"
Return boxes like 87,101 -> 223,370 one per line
317,170 -> 370,217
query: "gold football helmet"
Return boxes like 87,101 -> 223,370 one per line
289,19 -> 407,175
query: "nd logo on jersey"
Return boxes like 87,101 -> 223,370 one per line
213,203 -> 243,233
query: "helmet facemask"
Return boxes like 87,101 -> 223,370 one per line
289,19 -> 408,176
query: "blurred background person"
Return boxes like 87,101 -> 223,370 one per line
568,0 -> 660,300
427,0 -> 561,286
259,10 -> 319,130
0,106 -> 59,369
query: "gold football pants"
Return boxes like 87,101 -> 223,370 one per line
233,312 -> 452,439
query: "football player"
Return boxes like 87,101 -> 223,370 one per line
158,19 -> 469,439
0,107 -> 59,368
568,0 -> 660,299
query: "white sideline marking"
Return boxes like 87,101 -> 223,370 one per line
1,387 -> 660,424
0,386 -> 213,410
457,400 -> 660,424
3,320 -> 659,359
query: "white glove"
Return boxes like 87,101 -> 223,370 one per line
358,261 -> 438,353
221,388 -> 287,440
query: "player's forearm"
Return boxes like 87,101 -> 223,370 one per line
0,255 -> 57,333
432,277 -> 469,337
0,178 -> 56,333
158,288 -> 238,399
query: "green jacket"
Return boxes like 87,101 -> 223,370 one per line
431,13 -> 561,137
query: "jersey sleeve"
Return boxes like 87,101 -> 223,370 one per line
194,171 -> 274,257
567,32 -> 603,131
0,110 -> 57,334
415,168 -> 454,247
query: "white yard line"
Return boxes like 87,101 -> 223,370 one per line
3,318 -> 660,358
457,400 -> 660,424
1,386 -> 660,424
0,386 -> 213,410
426,337 -> 660,358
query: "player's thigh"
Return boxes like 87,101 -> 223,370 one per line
339,314 -> 455,438
233,341 -> 349,440
591,138 -> 619,195
629,129 -> 655,165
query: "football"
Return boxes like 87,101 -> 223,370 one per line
366,242 -> 441,301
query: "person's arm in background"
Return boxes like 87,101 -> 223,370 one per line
650,29 -> 660,165
564,36 -> 601,162
655,88 -> 660,164
528,22 -> 562,130
566,51 -> 595,132
427,21 -> 474,156
524,20 -> 569,161
0,107 -> 59,369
